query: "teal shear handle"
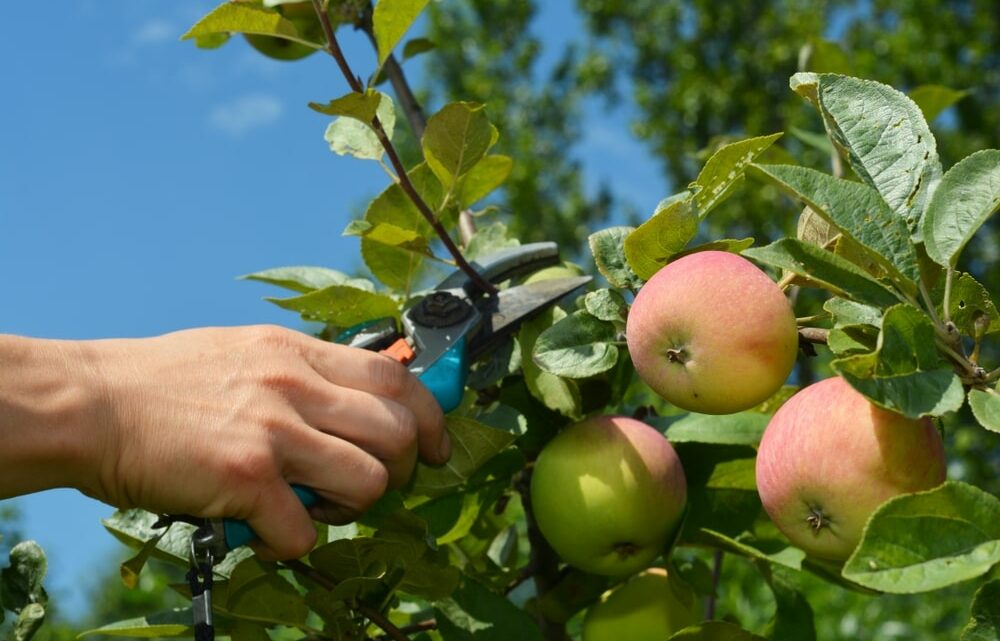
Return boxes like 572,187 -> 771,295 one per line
222,338 -> 467,551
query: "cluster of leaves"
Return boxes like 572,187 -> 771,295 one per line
81,2 -> 1000,641
0,540 -> 49,641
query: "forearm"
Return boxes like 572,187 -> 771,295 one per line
0,334 -> 103,498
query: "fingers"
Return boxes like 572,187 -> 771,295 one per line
245,481 -> 318,561
296,385 -> 419,489
301,340 -> 450,465
281,423 -> 390,518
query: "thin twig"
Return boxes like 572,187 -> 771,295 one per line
798,327 -> 829,345
281,560 -> 412,641
355,2 -> 478,246
310,0 -> 495,295
515,470 -> 568,641
705,550 -> 724,620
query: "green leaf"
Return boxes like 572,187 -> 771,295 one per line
410,416 -> 519,498
946,272 -> 1000,337
922,149 -> 1000,267
344,220 -> 437,259
226,558 -> 309,627
372,0 -> 430,65
961,579 -> 1000,641
670,237 -> 755,263
119,533 -> 165,590
662,412 -> 769,446
102,510 -> 252,578
182,3 -> 312,44
588,226 -> 644,289
78,608 -> 194,638
833,304 -> 965,418
969,390 -> 1000,433
1,541 -> 47,612
691,133 -> 782,217
788,126 -> 833,155
229,621 -> 271,641
240,266 -> 374,293
14,603 -> 44,641
422,102 -> 495,187
824,297 -> 882,329
677,444 -> 764,540
309,90 -> 382,122
267,285 -> 398,327
800,38 -> 852,74
753,164 -> 920,287
517,307 -> 581,417
625,195 -> 698,280
743,239 -> 900,307
909,85 -> 968,123
583,289 -> 628,323
790,73 -> 942,235
694,530 -> 804,571
458,155 -> 513,207
324,92 -> 396,160
843,482 -> 1000,593
402,37 -> 435,61
434,578 -> 544,641
361,163 -> 444,290
758,563 -> 816,641
827,326 -> 878,356
668,621 -> 769,640
464,222 -> 519,262
532,311 -> 619,379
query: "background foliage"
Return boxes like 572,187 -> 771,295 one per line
3,2 -> 998,641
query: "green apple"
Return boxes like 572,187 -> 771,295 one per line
582,568 -> 699,641
756,376 -> 947,560
244,3 -> 322,61
530,416 -> 687,576
625,250 -> 798,414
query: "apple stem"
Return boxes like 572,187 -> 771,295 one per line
309,0 -> 496,296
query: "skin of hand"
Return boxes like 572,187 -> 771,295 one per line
0,325 -> 449,560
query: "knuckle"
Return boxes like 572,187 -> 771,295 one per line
223,444 -> 276,485
257,368 -> 301,393
367,356 -> 412,399
249,324 -> 300,352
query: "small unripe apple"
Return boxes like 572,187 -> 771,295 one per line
756,376 -> 947,561
530,416 -> 687,576
582,568 -> 699,641
626,250 -> 798,414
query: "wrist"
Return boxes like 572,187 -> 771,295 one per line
0,335 -> 109,498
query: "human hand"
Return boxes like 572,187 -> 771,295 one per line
72,325 -> 448,559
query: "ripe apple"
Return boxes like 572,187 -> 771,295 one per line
625,250 -> 798,414
530,416 -> 687,576
756,376 -> 947,561
582,568 -> 699,641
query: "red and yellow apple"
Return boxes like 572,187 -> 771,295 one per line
755,376 -> 947,561
530,416 -> 687,576
582,568 -> 699,641
626,250 -> 798,414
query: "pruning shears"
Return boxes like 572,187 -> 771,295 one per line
161,242 -> 590,559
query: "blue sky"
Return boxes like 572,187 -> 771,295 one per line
0,1 -> 665,618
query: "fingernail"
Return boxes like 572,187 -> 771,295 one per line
438,430 -> 451,462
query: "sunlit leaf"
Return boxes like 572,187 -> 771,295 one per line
373,0 -> 430,65
843,482 -> 1000,593
589,226 -> 644,290
922,149 -> 1000,267
691,133 -> 782,217
625,194 -> 698,280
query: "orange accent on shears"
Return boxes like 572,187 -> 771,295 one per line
380,338 -> 416,365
